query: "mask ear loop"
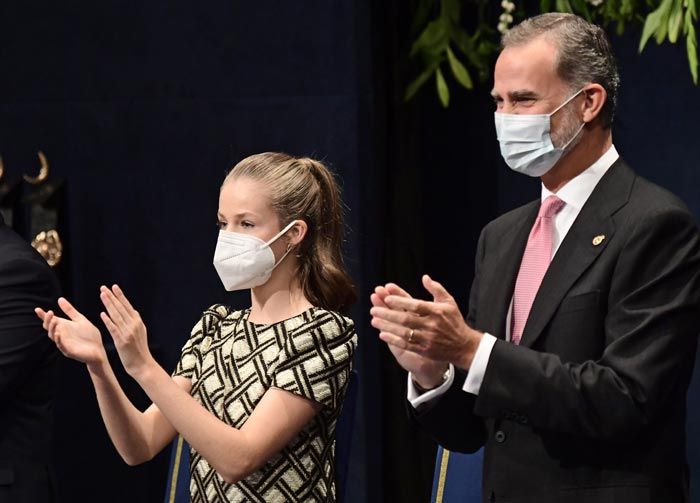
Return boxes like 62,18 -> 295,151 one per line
559,122 -> 586,151
264,220 -> 299,247
270,242 -> 295,270
551,88 -> 587,151
262,220 -> 299,267
549,87 -> 585,117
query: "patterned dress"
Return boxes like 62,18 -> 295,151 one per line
173,304 -> 357,503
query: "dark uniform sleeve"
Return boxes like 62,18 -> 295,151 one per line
0,254 -> 60,405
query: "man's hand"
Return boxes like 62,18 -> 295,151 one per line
370,274 -> 483,371
371,283 -> 448,389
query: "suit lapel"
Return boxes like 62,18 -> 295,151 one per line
518,159 -> 635,348
481,201 -> 539,339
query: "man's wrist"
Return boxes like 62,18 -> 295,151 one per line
412,365 -> 450,392
455,328 -> 484,370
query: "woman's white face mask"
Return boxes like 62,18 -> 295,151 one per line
213,220 -> 297,291
494,88 -> 585,177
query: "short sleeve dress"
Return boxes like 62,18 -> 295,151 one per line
172,305 -> 357,503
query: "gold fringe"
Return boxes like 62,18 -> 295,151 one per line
168,435 -> 186,503
435,448 -> 451,503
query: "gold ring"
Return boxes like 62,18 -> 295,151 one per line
407,329 -> 415,343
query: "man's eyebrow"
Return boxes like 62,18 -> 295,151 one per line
508,89 -> 539,100
490,89 -> 539,101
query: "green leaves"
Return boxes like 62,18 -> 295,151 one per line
436,68 -> 450,107
688,23 -> 698,83
410,18 -> 448,58
407,0 -> 700,108
686,0 -> 699,83
447,46 -> 473,89
405,61 -> 441,102
639,0 -> 698,84
405,0 -> 497,108
555,0 -> 574,13
570,0 -> 592,21
668,0 -> 683,42
640,0 -> 672,51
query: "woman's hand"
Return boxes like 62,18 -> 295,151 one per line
99,284 -> 155,379
35,297 -> 107,368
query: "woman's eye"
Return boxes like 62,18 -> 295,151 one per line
241,221 -> 254,229
216,220 -> 227,229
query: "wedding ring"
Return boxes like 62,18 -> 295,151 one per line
407,329 -> 415,343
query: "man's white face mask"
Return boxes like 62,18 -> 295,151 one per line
494,88 -> 585,177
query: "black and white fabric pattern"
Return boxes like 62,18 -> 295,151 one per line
173,304 -> 357,503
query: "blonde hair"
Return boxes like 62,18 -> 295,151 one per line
224,152 -> 357,311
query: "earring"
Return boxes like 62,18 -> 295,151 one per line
286,243 -> 293,252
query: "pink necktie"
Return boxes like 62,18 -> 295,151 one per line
511,195 -> 565,345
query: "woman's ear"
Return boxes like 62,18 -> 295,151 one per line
288,220 -> 308,247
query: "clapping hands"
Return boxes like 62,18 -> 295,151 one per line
36,284 -> 155,378
370,274 -> 483,387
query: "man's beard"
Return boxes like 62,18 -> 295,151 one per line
551,105 -> 584,154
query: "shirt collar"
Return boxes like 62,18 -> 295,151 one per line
541,144 -> 619,211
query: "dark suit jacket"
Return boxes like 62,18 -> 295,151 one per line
413,160 -> 700,503
0,215 -> 61,503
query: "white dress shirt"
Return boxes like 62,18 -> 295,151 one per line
408,145 -> 620,408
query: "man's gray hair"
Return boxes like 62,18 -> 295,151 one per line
502,13 -> 620,128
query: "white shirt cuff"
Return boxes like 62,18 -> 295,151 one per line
462,332 -> 497,395
407,364 -> 455,409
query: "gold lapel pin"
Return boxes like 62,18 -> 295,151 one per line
592,235 -> 605,246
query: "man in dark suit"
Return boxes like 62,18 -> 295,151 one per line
371,13 -> 700,503
0,214 -> 61,502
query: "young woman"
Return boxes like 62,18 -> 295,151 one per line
35,152 -> 358,502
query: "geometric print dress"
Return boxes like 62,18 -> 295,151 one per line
173,304 -> 357,502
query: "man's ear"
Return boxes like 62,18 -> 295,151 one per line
581,83 -> 607,124
288,220 -> 308,247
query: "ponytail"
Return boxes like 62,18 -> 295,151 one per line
297,158 -> 357,311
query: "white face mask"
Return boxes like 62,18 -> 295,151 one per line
213,220 -> 298,291
494,88 -> 585,177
